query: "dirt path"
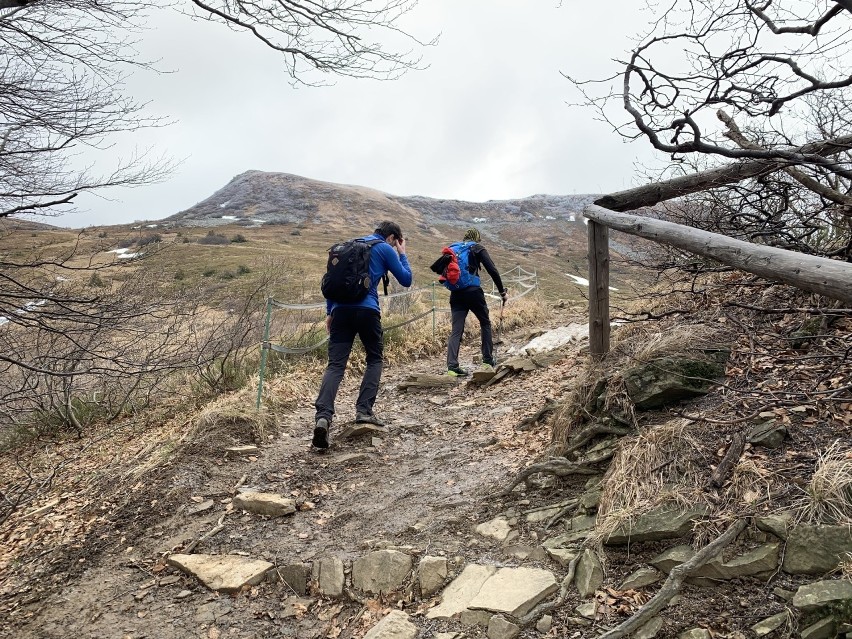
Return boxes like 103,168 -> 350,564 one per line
9,324 -> 584,639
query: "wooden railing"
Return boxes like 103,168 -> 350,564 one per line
585,198 -> 852,358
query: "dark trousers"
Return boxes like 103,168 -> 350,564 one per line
315,307 -> 383,423
447,286 -> 493,368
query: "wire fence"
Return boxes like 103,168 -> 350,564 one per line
255,265 -> 537,407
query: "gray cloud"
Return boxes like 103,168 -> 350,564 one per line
58,0 -> 655,228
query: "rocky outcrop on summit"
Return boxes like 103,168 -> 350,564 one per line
164,170 -> 596,232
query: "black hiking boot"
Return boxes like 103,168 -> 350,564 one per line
312,418 -> 330,450
354,412 -> 386,427
447,366 -> 469,377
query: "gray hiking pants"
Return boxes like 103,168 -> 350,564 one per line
447,286 -> 493,368
314,307 -> 383,424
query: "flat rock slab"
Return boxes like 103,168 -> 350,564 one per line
168,553 -> 272,593
793,579 -> 852,611
232,492 -> 296,517
338,423 -> 389,440
468,567 -> 558,617
427,564 -> 498,619
363,610 -> 418,639
475,516 -> 513,542
783,524 -> 852,574
330,452 -> 375,465
352,550 -> 413,594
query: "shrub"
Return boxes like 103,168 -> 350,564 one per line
174,269 -> 186,281
231,234 -> 247,243
202,268 -> 216,277
198,231 -> 229,246
138,233 -> 161,247
237,265 -> 251,275
88,272 -> 106,288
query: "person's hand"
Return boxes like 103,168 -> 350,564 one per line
501,290 -> 509,305
396,237 -> 407,256
326,315 -> 332,333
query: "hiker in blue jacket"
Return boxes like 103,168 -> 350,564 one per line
445,227 -> 508,377
312,221 -> 412,450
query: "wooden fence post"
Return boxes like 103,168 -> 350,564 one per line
588,220 -> 610,358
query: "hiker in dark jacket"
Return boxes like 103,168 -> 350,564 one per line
312,221 -> 412,450
445,227 -> 507,377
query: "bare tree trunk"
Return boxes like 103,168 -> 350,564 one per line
584,204 -> 852,304
594,135 -> 852,212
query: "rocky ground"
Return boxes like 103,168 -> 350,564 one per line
2,301 -> 851,639
1,314 -> 580,639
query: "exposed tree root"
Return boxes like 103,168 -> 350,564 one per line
518,398 -> 559,431
544,499 -> 580,531
597,518 -> 748,639
500,457 -> 603,496
519,552 -> 582,626
562,422 -> 633,457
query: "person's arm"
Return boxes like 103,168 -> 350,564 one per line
476,245 -> 505,296
380,241 -> 413,287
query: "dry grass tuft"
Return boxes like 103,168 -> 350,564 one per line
549,360 -> 605,449
180,391 -> 276,458
594,418 -> 707,543
609,322 -> 719,365
793,440 -> 852,525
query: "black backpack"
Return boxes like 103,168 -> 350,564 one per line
321,238 -> 388,303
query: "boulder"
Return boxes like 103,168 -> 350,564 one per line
352,550 -> 412,594
475,516 -> 513,542
800,617 -> 837,639
604,505 -> 707,545
783,524 -> 852,574
620,566 -> 663,590
792,579 -> 852,612
623,353 -> 728,410
751,611 -> 790,637
363,610 -> 418,639
574,549 -> 604,598
274,562 -> 310,595
419,555 -> 448,597
487,615 -> 520,639
312,556 -> 345,597
634,617 -> 664,639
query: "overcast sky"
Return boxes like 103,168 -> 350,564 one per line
57,1 -> 657,228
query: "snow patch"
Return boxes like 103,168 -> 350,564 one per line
221,215 -> 238,220
108,248 -> 141,259
545,215 -> 556,220
219,200 -> 231,208
472,217 -> 487,223
519,324 -> 589,355
566,273 -> 619,292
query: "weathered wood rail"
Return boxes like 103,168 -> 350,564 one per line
585,159 -> 852,357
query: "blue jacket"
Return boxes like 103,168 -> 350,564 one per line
326,233 -> 412,315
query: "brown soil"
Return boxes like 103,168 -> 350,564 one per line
1,297 -> 849,639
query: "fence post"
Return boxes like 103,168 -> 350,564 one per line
588,220 -> 610,358
255,297 -> 273,410
430,282 -> 436,340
